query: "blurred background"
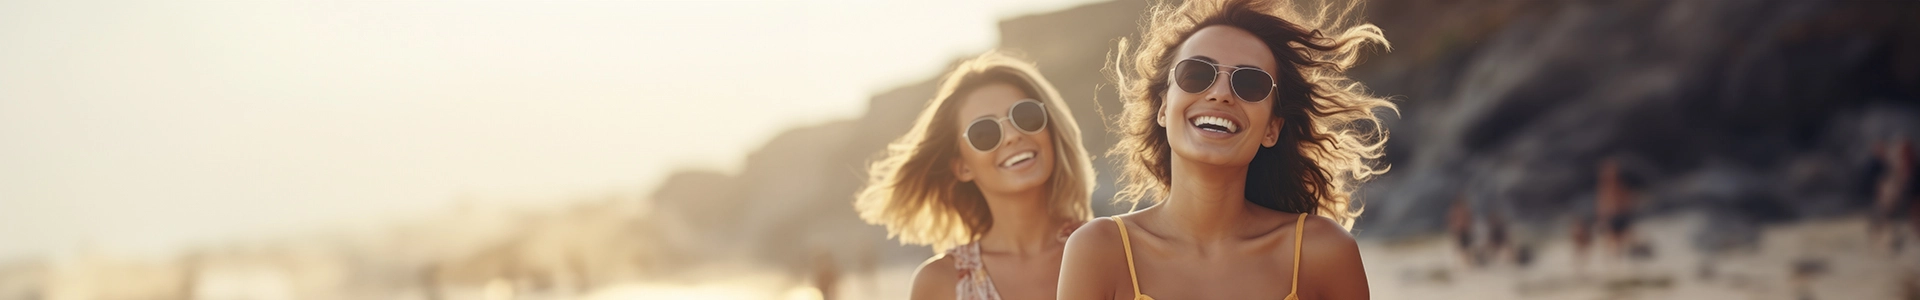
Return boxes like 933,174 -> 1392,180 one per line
2,0 -> 1917,299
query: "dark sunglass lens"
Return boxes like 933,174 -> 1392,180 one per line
1232,69 -> 1274,102
1010,101 -> 1047,132
1174,60 -> 1215,94
966,119 -> 1002,151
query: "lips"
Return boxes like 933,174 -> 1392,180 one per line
1189,115 -> 1239,134
1001,151 -> 1036,168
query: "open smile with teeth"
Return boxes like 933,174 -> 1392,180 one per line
1001,151 -> 1036,167
1190,116 -> 1239,134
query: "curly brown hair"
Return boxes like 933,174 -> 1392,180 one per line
1107,0 -> 1394,228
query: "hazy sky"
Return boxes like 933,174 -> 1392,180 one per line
0,0 -> 1102,260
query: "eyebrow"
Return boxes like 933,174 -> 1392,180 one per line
1184,55 -> 1262,69
968,113 -> 998,122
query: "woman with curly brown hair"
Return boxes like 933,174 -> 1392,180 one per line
1058,0 -> 1394,298
855,52 -> 1099,300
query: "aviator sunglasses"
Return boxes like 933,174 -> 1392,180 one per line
1171,57 -> 1277,102
962,99 -> 1048,152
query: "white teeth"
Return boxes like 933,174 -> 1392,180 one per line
1190,116 -> 1238,133
1002,151 -> 1035,167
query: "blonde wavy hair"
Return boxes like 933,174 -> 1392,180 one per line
1108,0 -> 1394,228
855,52 -> 1097,252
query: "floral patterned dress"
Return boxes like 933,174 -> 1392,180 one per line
948,242 -> 1003,300
947,222 -> 1081,300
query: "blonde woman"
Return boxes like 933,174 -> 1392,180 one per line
856,52 -> 1098,300
1059,0 -> 1393,299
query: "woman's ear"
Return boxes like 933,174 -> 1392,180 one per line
1263,117 -> 1283,147
1157,103 -> 1169,128
952,158 -> 975,182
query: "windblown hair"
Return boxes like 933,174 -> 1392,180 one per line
1108,0 -> 1394,228
855,52 -> 1097,252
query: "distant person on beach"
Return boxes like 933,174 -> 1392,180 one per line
1571,215 -> 1594,271
810,252 -> 840,300
853,52 -> 1099,300
1448,192 -> 1517,268
1597,158 -> 1639,257
1871,137 -> 1917,252
1058,0 -> 1393,298
1485,208 -> 1513,265
1449,194 -> 1474,266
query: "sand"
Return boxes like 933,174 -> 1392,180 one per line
8,213 -> 1916,299
1363,213 -> 1920,300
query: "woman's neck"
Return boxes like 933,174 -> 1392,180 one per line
1159,158 -> 1256,246
978,187 -> 1068,257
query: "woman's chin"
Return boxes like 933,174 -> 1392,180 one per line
980,174 -> 1051,196
1171,147 -> 1253,167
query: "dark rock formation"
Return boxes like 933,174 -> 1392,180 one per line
1352,0 -> 1920,245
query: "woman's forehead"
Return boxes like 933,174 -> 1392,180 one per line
1175,25 -> 1277,70
956,82 -> 1030,120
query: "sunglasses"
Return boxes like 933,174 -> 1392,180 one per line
1171,58 -> 1276,102
962,99 -> 1048,152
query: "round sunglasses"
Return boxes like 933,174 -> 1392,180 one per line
1171,58 -> 1276,102
962,99 -> 1048,152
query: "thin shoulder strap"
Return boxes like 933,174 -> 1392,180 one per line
1289,213 -> 1308,294
1111,216 -> 1143,297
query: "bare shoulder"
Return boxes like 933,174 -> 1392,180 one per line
1059,216 -> 1128,299
910,254 -> 957,300
1296,214 -> 1360,255
1293,214 -> 1369,299
1063,217 -> 1129,270
1067,217 -> 1126,253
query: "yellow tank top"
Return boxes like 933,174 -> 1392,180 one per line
1111,214 -> 1307,300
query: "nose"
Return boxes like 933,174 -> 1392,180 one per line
998,118 -> 1023,149
1204,70 -> 1236,104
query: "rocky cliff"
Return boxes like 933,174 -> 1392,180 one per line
1351,0 -> 1920,246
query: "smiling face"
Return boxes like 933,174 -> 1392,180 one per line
1160,25 -> 1283,168
952,82 -> 1056,196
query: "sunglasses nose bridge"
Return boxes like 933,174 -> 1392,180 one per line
997,118 -> 1020,149
1202,70 -> 1239,103
996,108 -> 1048,149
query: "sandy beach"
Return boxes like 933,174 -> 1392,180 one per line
1364,213 -> 1919,300
645,213 -> 1920,300
6,211 -> 1918,300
